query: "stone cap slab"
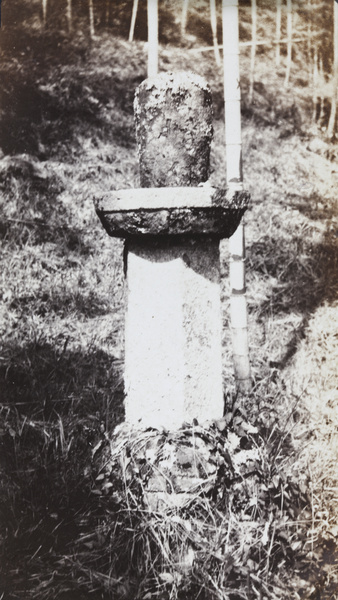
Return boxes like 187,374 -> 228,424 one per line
94,186 -> 249,239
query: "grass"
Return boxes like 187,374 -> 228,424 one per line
0,2 -> 337,599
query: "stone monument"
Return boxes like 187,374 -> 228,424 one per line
94,71 -> 249,430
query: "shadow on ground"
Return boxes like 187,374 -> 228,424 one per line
0,342 -> 124,423
248,224 -> 338,368
0,31 -> 143,158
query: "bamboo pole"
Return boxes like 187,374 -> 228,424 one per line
181,0 -> 189,38
284,0 -> 292,87
312,43 -> 319,123
66,0 -> 72,33
276,0 -> 282,67
89,0 -> 95,39
147,0 -> 158,78
129,0 -> 139,42
327,0 -> 338,138
105,0 -> 110,25
249,0 -> 257,102
42,0 -> 47,26
318,55 -> 325,125
222,0 -> 251,393
307,0 -> 312,69
210,0 -> 221,66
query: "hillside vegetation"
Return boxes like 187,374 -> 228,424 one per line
0,2 -> 337,599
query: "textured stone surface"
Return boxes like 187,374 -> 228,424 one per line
134,71 -> 213,187
94,187 -> 249,239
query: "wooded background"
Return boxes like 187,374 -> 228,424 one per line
1,0 -> 337,137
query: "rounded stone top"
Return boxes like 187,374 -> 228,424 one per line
134,70 -> 212,103
134,71 -> 213,188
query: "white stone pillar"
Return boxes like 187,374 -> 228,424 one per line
94,72 -> 249,430
124,238 -> 224,428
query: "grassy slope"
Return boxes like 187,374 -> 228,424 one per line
0,2 -> 337,599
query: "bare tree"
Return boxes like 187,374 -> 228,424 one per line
307,0 -> 312,68
312,43 -> 319,122
129,0 -> 139,42
318,54 -> 325,125
276,0 -> 282,67
327,0 -> 338,137
222,0 -> 251,393
284,0 -> 293,87
105,0 -> 110,25
89,0 -> 95,39
249,0 -> 257,102
42,0 -> 47,26
66,0 -> 72,33
181,0 -> 189,38
210,0 -> 221,66
147,0 -> 158,77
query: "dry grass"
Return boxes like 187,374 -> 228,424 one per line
0,3 -> 337,599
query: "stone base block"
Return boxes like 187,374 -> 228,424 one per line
124,237 -> 224,429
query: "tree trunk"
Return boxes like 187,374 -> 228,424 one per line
249,0 -> 257,102
129,0 -> 139,42
327,0 -> 338,138
89,0 -> 95,39
318,55 -> 325,125
42,0 -> 47,26
307,0 -> 312,70
181,0 -> 189,38
66,0 -> 72,33
210,0 -> 221,66
147,0 -> 158,77
284,0 -> 292,87
275,0 -> 282,67
222,0 -> 251,394
312,43 -> 319,122
105,0 -> 110,25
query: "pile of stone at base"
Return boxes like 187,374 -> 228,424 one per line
88,418 -> 308,600
92,418 -> 260,513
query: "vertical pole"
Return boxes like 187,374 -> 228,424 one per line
147,0 -> 159,78
327,0 -> 338,138
66,0 -> 72,33
318,55 -> 325,125
249,0 -> 257,103
129,0 -> 139,42
276,0 -> 282,67
42,0 -> 47,26
312,43 -> 319,122
222,0 -> 242,183
307,0 -> 312,70
105,0 -> 110,25
222,0 -> 251,393
181,0 -> 189,38
284,0 -> 292,87
89,0 -> 95,39
210,0 -> 221,66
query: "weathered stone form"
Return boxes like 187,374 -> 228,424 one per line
124,237 -> 224,429
94,71 -> 250,430
121,72 -> 226,429
134,72 -> 213,188
94,186 -> 249,239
